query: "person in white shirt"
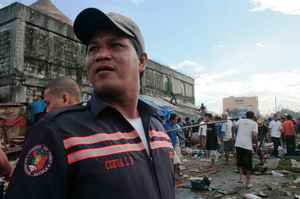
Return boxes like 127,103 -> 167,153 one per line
198,118 -> 207,149
268,114 -> 282,158
221,112 -> 233,164
235,111 -> 258,188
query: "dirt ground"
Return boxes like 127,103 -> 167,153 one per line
175,153 -> 300,199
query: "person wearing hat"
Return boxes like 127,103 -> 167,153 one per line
6,8 -> 175,199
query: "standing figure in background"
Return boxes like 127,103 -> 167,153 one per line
205,113 -> 218,169
183,117 -> 192,147
164,113 -> 182,178
198,116 -> 207,156
295,117 -> 300,138
43,77 -> 81,113
221,112 -> 234,164
268,114 -> 282,158
257,119 -> 269,164
282,115 -> 296,156
235,111 -> 258,188
214,115 -> 224,156
176,117 -> 185,147
258,119 -> 268,146
30,96 -> 46,123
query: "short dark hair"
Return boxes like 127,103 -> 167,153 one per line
205,113 -> 213,119
287,115 -> 293,120
246,111 -> 255,119
169,113 -> 177,121
45,78 -> 81,102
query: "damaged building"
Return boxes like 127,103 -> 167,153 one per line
0,0 -> 197,116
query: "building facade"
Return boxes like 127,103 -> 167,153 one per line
223,96 -> 259,117
0,1 -> 195,107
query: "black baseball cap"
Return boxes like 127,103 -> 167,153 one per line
73,8 -> 145,53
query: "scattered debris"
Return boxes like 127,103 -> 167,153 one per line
293,177 -> 300,184
265,158 -> 280,170
190,176 -> 211,190
243,193 -> 262,199
291,159 -> 300,169
295,194 -> 300,199
284,191 -> 292,197
271,170 -> 284,177
257,191 -> 268,198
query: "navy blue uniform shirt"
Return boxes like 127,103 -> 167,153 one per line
6,94 -> 175,199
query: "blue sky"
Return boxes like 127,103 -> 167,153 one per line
1,0 -> 300,114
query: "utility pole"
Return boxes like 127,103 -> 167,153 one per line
275,96 -> 277,113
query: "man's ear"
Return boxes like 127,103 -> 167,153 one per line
138,53 -> 148,74
62,93 -> 71,104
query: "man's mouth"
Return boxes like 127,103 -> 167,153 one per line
95,66 -> 114,74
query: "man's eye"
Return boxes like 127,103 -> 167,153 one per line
88,46 -> 98,53
111,42 -> 124,48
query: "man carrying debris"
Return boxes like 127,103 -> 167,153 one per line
235,111 -> 258,188
6,8 -> 175,199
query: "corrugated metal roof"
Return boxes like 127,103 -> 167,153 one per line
140,95 -> 199,118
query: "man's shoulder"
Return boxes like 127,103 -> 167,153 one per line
43,103 -> 89,122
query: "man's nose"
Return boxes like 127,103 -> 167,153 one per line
95,47 -> 112,60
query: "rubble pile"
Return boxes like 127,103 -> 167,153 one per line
176,147 -> 300,199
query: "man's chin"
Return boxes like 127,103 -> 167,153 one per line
94,85 -> 123,98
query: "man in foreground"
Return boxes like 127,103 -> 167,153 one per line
6,8 -> 175,199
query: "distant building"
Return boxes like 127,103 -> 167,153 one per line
223,96 -> 259,118
0,1 -> 196,115
141,60 -> 194,105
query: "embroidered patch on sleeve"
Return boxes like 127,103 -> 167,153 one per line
24,145 -> 53,177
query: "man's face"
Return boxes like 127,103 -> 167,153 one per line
85,30 -> 146,97
44,90 -> 65,112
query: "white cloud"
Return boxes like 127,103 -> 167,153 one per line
129,0 -> 145,5
0,3 -> 3,9
194,70 -> 300,114
256,42 -> 265,48
250,0 -> 300,15
171,60 -> 205,78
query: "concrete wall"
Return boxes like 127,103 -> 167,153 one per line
142,60 -> 194,104
223,96 -> 259,113
0,2 -> 194,105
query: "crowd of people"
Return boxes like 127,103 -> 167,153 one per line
0,5 -> 299,198
162,111 -> 300,188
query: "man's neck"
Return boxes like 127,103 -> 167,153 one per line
104,93 -> 139,119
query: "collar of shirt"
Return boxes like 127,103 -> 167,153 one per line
88,92 -> 160,120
